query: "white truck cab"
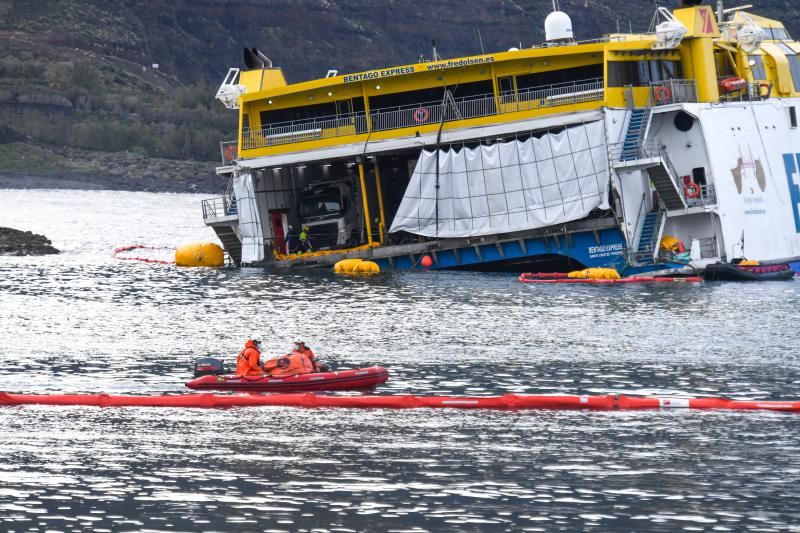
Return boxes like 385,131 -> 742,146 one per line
297,181 -> 359,250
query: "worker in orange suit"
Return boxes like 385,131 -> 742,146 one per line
293,341 -> 330,372
235,338 -> 265,376
293,341 -> 317,369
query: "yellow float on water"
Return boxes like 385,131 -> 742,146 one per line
175,242 -> 224,267
567,267 -> 621,280
333,258 -> 380,274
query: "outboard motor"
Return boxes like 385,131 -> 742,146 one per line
193,357 -> 226,378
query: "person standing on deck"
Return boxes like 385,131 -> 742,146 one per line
298,226 -> 312,253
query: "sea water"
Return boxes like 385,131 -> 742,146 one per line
1,189 -> 799,531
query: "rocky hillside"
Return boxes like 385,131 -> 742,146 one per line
1,0 -> 798,191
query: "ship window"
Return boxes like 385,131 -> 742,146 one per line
607,62 -> 639,87
242,113 -> 250,132
448,79 -> 495,100
336,99 -> 352,116
259,97 -> 367,130
299,188 -> 343,219
607,60 -> 682,87
515,64 -> 603,94
368,80 -> 494,112
498,76 -> 514,94
498,76 -> 515,103
777,44 -> 800,92
368,86 -> 445,111
790,106 -> 797,128
748,55 -> 767,80
261,101 -> 338,127
716,50 -> 735,77
765,27 -> 791,40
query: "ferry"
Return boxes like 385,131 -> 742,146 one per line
202,0 -> 800,274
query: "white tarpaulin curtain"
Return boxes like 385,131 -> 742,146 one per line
389,121 -> 610,238
233,171 -> 265,263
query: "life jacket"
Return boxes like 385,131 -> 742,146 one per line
264,352 -> 314,377
235,340 -> 264,376
294,347 -> 319,371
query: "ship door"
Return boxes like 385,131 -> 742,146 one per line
498,76 -> 516,110
269,210 -> 289,255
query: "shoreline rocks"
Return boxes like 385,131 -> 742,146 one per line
0,227 -> 60,256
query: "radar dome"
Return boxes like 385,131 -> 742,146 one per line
545,11 -> 574,42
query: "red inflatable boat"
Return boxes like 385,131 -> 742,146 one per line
186,365 -> 389,393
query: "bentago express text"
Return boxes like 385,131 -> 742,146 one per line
342,57 -> 496,83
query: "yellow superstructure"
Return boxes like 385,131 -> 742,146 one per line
222,5 -> 800,163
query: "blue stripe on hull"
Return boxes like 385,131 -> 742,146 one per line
375,228 -> 627,271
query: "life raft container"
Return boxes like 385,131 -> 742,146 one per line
186,365 -> 389,393
719,76 -> 747,93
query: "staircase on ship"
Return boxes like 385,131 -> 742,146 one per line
202,179 -> 242,265
612,106 -> 692,265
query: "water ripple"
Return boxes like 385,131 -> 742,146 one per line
1,190 -> 799,531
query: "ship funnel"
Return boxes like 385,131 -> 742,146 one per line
243,47 -> 262,69
545,10 -> 574,42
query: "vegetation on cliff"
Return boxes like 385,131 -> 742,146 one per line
0,0 -> 798,189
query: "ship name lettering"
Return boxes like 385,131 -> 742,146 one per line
343,66 -> 416,83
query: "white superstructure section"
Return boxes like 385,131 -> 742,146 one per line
610,99 -> 800,265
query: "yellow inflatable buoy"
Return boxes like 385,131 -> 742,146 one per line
739,259 -> 760,266
333,258 -> 380,274
354,260 -> 380,274
567,268 -> 621,280
175,242 -> 224,267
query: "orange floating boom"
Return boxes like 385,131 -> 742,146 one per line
0,392 -> 798,412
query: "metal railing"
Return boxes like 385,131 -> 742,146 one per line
686,182 -> 717,207
630,191 -> 648,257
612,138 -> 718,208
649,79 -> 698,106
718,81 -> 774,102
202,194 -> 238,221
611,138 -> 681,204
241,78 -> 605,150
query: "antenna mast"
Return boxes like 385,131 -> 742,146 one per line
431,39 -> 441,61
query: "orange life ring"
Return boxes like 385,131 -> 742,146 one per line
413,107 -> 430,124
224,145 -> 238,162
653,85 -> 672,103
758,82 -> 772,99
684,182 -> 701,199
